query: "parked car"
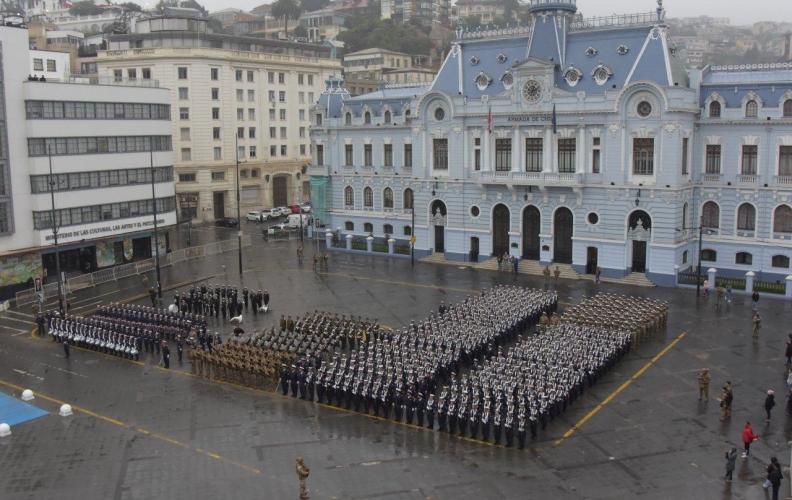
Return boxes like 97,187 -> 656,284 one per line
267,223 -> 289,234
246,211 -> 263,222
300,203 -> 312,213
215,217 -> 239,228
260,208 -> 281,220
275,206 -> 292,216
285,214 -> 308,229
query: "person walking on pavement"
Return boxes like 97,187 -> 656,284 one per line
553,266 -> 561,285
717,384 -> 733,421
149,287 -> 157,308
763,457 -> 779,490
741,421 -> 758,457
715,286 -> 724,309
543,265 -> 550,284
764,390 -> 775,421
752,289 -> 760,310
787,368 -> 792,392
769,460 -> 784,500
161,341 -> 170,369
296,457 -> 310,499
702,279 -> 710,298
726,283 -> 732,303
63,338 -> 70,359
297,245 -> 304,264
752,311 -> 762,338
785,336 -> 792,366
724,446 -> 738,482
698,368 -> 711,401
512,256 -> 518,274
595,266 -> 601,284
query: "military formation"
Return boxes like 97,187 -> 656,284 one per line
174,284 -> 270,318
560,293 -> 668,346
188,336 -> 293,387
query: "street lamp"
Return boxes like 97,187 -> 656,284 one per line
47,146 -> 65,312
149,138 -> 162,299
677,215 -> 712,298
235,134 -> 243,275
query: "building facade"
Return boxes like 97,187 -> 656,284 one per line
380,0 -> 450,28
94,16 -> 341,222
310,0 -> 792,287
0,22 -> 176,298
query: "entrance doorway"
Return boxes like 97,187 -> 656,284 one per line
470,237 -> 479,262
492,203 -> 510,256
586,247 -> 598,274
430,199 -> 447,253
435,226 -> 445,253
273,176 -> 288,207
628,210 -> 651,273
521,205 -> 541,260
213,191 -> 225,219
632,241 -> 647,272
553,207 -> 573,264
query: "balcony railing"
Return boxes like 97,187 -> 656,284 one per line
775,175 -> 792,185
479,171 -> 583,185
66,75 -> 160,88
737,174 -> 757,184
307,165 -> 328,177
701,173 -> 721,183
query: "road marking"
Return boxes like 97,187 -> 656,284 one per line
0,378 -> 260,475
552,330 -> 688,447
10,329 -> 28,336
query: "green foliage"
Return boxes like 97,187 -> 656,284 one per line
180,0 -> 209,17
69,0 -> 102,16
300,0 -> 329,13
498,0 -> 520,19
119,2 -> 143,11
337,18 -> 430,55
272,0 -> 303,35
292,24 -> 309,38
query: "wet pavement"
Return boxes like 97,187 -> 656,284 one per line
1,232 -> 792,500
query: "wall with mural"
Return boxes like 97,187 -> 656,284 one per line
0,252 -> 43,286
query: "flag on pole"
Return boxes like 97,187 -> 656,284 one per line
551,103 -> 557,135
486,102 -> 492,134
63,0 -> 73,7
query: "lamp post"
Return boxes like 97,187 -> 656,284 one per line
47,146 -> 65,312
696,215 -> 705,298
298,175 -> 304,244
410,201 -> 415,268
235,134 -> 243,275
149,140 -> 162,299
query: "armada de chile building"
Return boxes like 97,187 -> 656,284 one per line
308,0 -> 792,287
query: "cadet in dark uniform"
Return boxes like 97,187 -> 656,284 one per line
162,341 -> 170,369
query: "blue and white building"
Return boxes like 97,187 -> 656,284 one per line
309,0 -> 792,286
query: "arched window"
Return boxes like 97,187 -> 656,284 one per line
344,186 -> 354,207
701,201 -> 720,228
363,187 -> 373,207
240,169 -> 249,178
403,188 -> 414,210
737,203 -> 756,230
364,111 -> 371,124
784,99 -> 792,118
701,249 -> 717,262
745,100 -> 758,118
251,168 -> 260,178
405,108 -> 411,116
774,205 -> 792,233
383,187 -> 394,208
772,255 -> 790,268
345,112 -> 352,125
364,222 -> 373,233
384,110 -> 391,123
403,226 -> 412,236
383,224 -> 393,235
682,250 -> 688,264
345,221 -> 354,231
709,101 -> 721,118
682,202 -> 688,229
735,252 -> 753,265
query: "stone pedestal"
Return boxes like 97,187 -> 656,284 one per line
345,234 -> 353,250
746,271 -> 755,293
366,236 -> 374,253
388,238 -> 395,255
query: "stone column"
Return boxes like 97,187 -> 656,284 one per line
345,233 -> 353,250
325,229 -> 333,248
388,238 -> 395,255
786,275 -> 792,298
366,235 -> 374,253
674,264 -> 679,286
746,271 -> 755,293
707,268 -> 717,289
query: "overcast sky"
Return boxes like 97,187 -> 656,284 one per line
198,0 -> 791,26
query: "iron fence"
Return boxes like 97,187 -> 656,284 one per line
677,270 -> 703,286
715,276 -> 746,291
394,244 -> 411,255
754,280 -> 786,295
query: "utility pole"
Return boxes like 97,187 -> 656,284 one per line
47,147 -> 64,312
298,180 -> 304,244
696,215 -> 704,298
235,134 -> 243,275
410,204 -> 415,268
149,140 -> 162,299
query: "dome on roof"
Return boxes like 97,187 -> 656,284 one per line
528,0 -> 577,13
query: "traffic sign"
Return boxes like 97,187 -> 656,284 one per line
410,236 -> 416,244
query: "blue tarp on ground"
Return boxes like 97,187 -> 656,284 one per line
0,391 -> 49,426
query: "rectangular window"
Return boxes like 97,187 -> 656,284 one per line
237,127 -> 244,139
236,69 -> 243,81
278,72 -> 285,84
298,127 -> 305,138
247,70 -> 254,82
279,91 -> 286,102
298,74 -> 304,85
113,69 -> 122,81
47,59 -> 56,72
681,137 -> 689,175
280,145 -> 287,156
211,171 -> 225,181
178,87 -> 189,100
706,145 -> 721,174
780,146 -> 792,176
181,148 -> 192,161
213,127 -> 221,140
633,138 -> 654,175
269,109 -> 276,120
300,145 -> 306,155
299,109 -> 305,121
316,145 -> 324,165
308,92 -> 314,102
558,138 -> 576,173
179,108 -> 189,120
180,128 -> 190,141
211,88 -> 219,100
237,146 -> 245,159
178,173 -> 196,182
212,108 -> 220,119
178,67 -> 188,79
237,108 -> 244,120
249,127 -> 256,139
404,144 -> 413,168
345,144 -> 354,166
741,145 -> 758,175
211,68 -> 219,80
249,146 -> 257,157
433,139 -> 448,170
384,144 -> 393,167
236,89 -> 243,102
270,145 -> 277,157
364,144 -> 373,166
33,58 -> 43,70
248,109 -> 255,120
473,137 -> 481,171
308,75 -> 314,85
280,127 -> 287,139
525,138 -> 543,172
269,127 -> 276,139
127,69 -> 136,79
268,90 -> 276,101
495,138 -> 512,171
299,91 -> 305,103
248,90 -> 255,102
279,109 -> 286,120
268,72 -> 275,83
142,68 -> 151,79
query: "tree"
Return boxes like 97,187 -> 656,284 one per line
300,0 -> 329,13
498,0 -> 521,20
120,2 -> 143,11
69,0 -> 102,16
272,0 -> 303,36
293,24 -> 309,38
180,0 -> 209,17
337,18 -> 430,56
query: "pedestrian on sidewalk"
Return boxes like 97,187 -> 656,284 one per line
162,341 -> 170,369
717,384 -> 733,421
786,337 -> 792,366
724,447 -> 738,481
149,287 -> 157,308
512,256 -> 518,274
554,266 -> 561,285
497,253 -> 504,272
36,313 -> 46,337
787,368 -> 792,392
726,283 -> 732,303
698,368 -> 711,401
715,286 -> 724,309
763,457 -> 779,490
543,265 -> 550,284
141,275 -> 149,289
63,338 -> 70,358
752,312 -> 762,338
741,422 -> 758,457
595,266 -> 601,284
764,390 -> 775,421
296,457 -> 310,499
769,461 -> 784,500
752,289 -> 760,310
703,279 -> 710,297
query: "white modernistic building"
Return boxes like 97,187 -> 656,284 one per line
93,15 -> 342,222
310,0 -> 792,289
0,21 -> 176,299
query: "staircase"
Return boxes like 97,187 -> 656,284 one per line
580,271 -> 657,287
419,252 -> 447,264
474,258 -> 581,280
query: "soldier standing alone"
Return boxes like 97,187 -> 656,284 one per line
698,368 -> 711,401
296,457 -> 310,499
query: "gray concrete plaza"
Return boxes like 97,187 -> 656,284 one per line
1,224 -> 791,500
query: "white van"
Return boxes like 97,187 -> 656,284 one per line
285,214 -> 308,229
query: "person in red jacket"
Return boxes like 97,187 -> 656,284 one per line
742,421 -> 759,457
